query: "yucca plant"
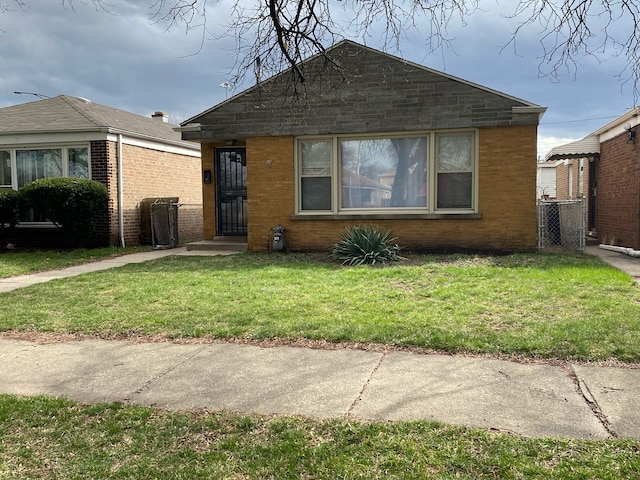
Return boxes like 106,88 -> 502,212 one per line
330,225 -> 406,265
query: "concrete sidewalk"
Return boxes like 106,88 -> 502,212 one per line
1,245 -> 639,439
1,337 -> 639,439
586,245 -> 640,283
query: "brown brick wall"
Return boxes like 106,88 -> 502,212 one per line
91,140 -> 202,246
89,140 -> 112,246
555,162 -> 570,200
201,143 -> 220,240
246,137 -> 296,249
216,124 -> 539,252
597,131 -> 640,249
555,159 -> 588,200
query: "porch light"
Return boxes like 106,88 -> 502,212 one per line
624,123 -> 635,144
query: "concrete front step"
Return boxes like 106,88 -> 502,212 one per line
186,238 -> 248,252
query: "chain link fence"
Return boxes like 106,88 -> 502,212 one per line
537,199 -> 586,253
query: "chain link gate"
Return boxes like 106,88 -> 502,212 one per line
537,199 -> 586,253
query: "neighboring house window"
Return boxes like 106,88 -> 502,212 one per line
0,146 -> 91,222
68,147 -> 90,178
0,150 -> 10,187
17,149 -> 63,188
13,146 -> 90,188
296,131 -> 476,214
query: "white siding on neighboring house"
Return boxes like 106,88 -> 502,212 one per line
537,162 -> 557,198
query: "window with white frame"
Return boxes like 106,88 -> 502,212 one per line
17,149 -> 63,188
0,150 -> 10,187
296,131 -> 476,214
299,139 -> 332,211
435,133 -> 474,209
68,147 -> 90,179
0,145 -> 91,221
0,146 -> 91,189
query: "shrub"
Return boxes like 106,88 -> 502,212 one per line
19,178 -> 108,246
330,225 -> 406,265
0,189 -> 20,229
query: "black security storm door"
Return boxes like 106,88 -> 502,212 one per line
216,147 -> 247,235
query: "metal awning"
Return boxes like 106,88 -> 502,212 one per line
545,134 -> 600,161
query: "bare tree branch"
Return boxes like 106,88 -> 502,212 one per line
504,0 -> 640,100
149,0 -> 207,33
60,0 -> 113,12
4,0 -> 640,100
214,0 -> 481,103
0,0 -> 26,13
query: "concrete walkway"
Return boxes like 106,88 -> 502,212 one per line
0,247 -> 237,294
1,245 -> 639,439
586,245 -> 640,283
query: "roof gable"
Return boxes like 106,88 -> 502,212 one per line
182,40 -> 545,141
0,95 -> 192,146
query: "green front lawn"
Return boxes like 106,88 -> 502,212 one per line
1,252 -> 638,362
1,395 -> 639,479
2,252 -> 639,478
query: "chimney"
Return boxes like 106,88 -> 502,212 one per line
152,111 -> 168,123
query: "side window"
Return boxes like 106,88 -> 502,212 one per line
0,150 -> 10,187
299,140 -> 332,211
68,147 -> 90,178
436,133 -> 474,209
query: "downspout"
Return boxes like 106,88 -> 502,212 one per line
117,134 -> 125,247
599,244 -> 640,258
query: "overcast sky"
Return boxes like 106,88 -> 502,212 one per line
0,0 -> 635,159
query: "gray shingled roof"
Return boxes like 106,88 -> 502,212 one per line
0,95 -> 196,148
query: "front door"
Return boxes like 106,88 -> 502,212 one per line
216,147 -> 247,236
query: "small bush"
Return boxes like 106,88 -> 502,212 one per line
0,189 -> 20,229
19,178 -> 108,246
330,225 -> 406,265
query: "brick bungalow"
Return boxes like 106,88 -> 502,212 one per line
546,108 -> 640,250
0,95 -> 202,247
180,40 -> 546,252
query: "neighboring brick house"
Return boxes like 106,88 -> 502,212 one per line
545,108 -> 640,249
0,95 -> 202,247
180,40 -> 546,252
537,160 -> 558,199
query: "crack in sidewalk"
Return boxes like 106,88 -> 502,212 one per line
125,345 -> 210,402
568,365 -> 618,438
346,351 -> 387,417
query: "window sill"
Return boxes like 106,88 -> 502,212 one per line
13,222 -> 58,229
290,213 -> 482,221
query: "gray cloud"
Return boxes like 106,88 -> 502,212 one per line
1,0 -> 635,157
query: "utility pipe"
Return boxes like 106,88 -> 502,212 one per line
599,244 -> 640,258
117,133 -> 125,247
